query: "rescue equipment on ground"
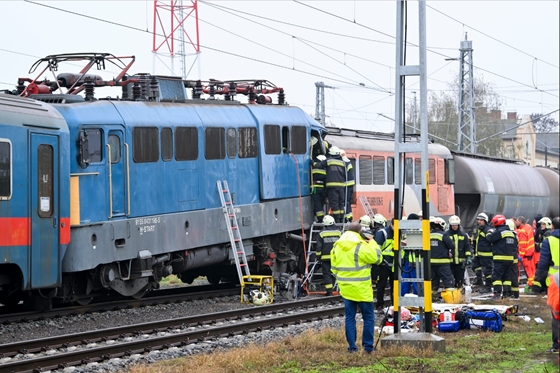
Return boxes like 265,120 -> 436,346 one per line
438,320 -> 460,332
464,309 -> 503,332
441,288 -> 461,304
241,275 -> 274,304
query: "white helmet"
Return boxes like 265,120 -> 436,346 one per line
316,155 -> 327,161
539,217 -> 552,229
437,217 -> 446,230
449,215 -> 461,226
328,146 -> 341,156
323,215 -> 335,226
476,212 -> 489,222
373,213 -> 387,226
359,215 -> 371,227
505,219 -> 515,231
431,217 -> 445,230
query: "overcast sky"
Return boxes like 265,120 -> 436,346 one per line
1,0 -> 558,133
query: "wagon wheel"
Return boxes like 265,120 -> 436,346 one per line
76,297 -> 93,306
206,273 -> 222,285
132,287 -> 148,300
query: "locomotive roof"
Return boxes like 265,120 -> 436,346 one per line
0,93 -> 67,130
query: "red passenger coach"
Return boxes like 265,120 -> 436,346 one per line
324,127 -> 455,220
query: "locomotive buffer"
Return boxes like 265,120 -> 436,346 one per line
217,180 -> 251,283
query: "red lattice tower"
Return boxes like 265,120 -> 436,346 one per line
152,0 -> 200,78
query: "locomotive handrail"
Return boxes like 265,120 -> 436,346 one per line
70,172 -> 100,176
106,143 -> 113,219
125,143 -> 131,216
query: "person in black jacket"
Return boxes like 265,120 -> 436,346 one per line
325,146 -> 346,223
471,212 -> 494,293
340,149 -> 355,223
315,215 -> 341,296
430,217 -> 456,297
486,215 -> 516,299
443,215 -> 472,288
311,155 -> 327,223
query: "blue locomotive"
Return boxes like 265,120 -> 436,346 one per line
0,53 -> 325,308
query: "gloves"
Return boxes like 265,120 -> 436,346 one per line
518,255 -> 523,262
525,255 -> 533,261
466,258 -> 472,266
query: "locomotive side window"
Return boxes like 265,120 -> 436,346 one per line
238,127 -> 257,158
373,156 -> 385,185
387,157 -> 394,185
133,127 -> 159,163
175,127 -> 198,161
161,127 -> 173,161
85,129 -> 102,163
227,128 -> 237,159
108,134 -> 120,164
264,125 -> 281,154
205,127 -> 225,160
414,158 -> 421,185
0,141 -> 10,199
291,126 -> 307,154
429,159 -> 436,184
37,144 -> 53,217
405,157 -> 413,185
445,159 -> 455,184
359,155 -> 372,185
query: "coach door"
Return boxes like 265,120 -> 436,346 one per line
107,129 -> 127,217
30,133 -> 60,288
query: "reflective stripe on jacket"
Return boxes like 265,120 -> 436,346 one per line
316,227 -> 341,261
325,156 -> 346,187
475,224 -> 493,255
430,230 -> 452,264
547,272 -> 560,320
518,223 -> 535,257
331,230 -> 383,302
534,230 -> 559,287
487,226 -> 516,262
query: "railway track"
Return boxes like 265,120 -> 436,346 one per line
0,284 -> 239,325
0,296 -> 343,373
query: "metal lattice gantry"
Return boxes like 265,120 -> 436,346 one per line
457,34 -> 476,153
314,82 -> 334,125
152,0 -> 201,79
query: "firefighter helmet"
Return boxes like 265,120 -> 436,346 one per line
359,215 -> 371,227
476,212 -> 489,222
323,215 -> 335,226
373,214 -> 387,226
316,155 -> 327,161
328,146 -> 341,156
491,214 -> 506,227
539,217 -> 553,229
506,219 -> 515,231
449,215 -> 461,226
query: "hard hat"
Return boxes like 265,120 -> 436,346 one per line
436,217 -> 446,229
323,215 -> 335,226
316,155 -> 327,161
476,212 -> 489,222
418,210 -> 423,216
340,149 -> 346,156
491,214 -> 506,227
311,136 -> 318,145
328,146 -> 341,156
449,215 -> 461,226
539,217 -> 552,229
429,216 -> 436,223
359,215 -> 371,227
505,219 -> 515,231
431,217 -> 445,230
373,213 -> 386,226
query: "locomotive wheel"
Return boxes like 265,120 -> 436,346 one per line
76,297 -> 93,306
132,287 -> 148,300
206,273 -> 221,285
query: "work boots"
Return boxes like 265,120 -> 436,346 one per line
325,289 -> 333,296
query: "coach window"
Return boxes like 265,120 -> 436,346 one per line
414,158 -> 421,185
359,155 -> 372,185
0,141 -> 11,199
175,127 -> 198,161
405,157 -> 413,185
37,144 -> 53,217
429,158 -> 436,184
291,126 -> 307,154
238,127 -> 257,158
437,159 -> 445,186
264,125 -> 281,154
205,127 -> 225,160
387,157 -> 394,185
133,127 -> 159,163
85,129 -> 102,163
227,128 -> 237,159
108,134 -> 120,164
373,156 -> 385,185
282,126 -> 290,153
161,127 -> 173,161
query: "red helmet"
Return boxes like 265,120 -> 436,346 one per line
491,214 -> 506,227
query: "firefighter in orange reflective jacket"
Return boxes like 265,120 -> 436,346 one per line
546,272 -> 560,356
515,216 -> 536,286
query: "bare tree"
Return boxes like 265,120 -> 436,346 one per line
531,113 -> 559,133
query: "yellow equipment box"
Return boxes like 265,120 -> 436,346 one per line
241,275 -> 274,305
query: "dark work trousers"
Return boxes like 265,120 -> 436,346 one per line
450,263 -> 466,288
510,261 -> 520,298
472,256 -> 493,286
321,261 -> 334,290
327,187 -> 346,223
344,188 -> 353,222
375,264 -> 394,308
491,261 -> 513,295
311,189 -> 325,222
431,264 -> 455,291
552,314 -> 559,350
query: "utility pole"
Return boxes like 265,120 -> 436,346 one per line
314,82 -> 334,125
457,33 -> 476,153
412,91 -> 418,134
